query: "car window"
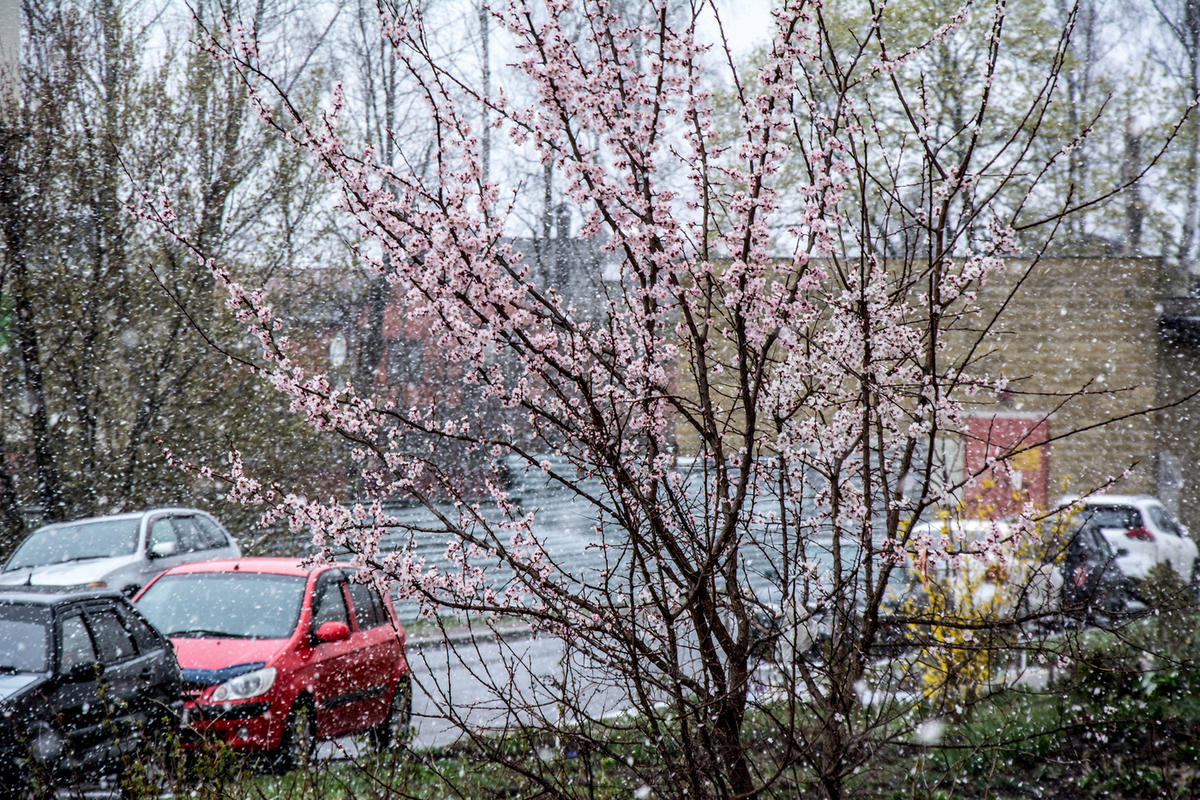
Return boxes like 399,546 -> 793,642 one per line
59,613 -> 97,670
6,518 -> 140,570
136,572 -> 306,639
170,517 -> 206,553
193,516 -> 229,549
312,575 -> 351,630
1148,505 -> 1183,536
1081,528 -> 1113,560
347,580 -> 386,630
1082,506 -> 1140,530
0,603 -> 51,673
148,519 -> 179,554
113,602 -> 161,653
87,607 -> 137,664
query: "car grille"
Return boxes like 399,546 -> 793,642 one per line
182,680 -> 209,700
187,702 -> 270,722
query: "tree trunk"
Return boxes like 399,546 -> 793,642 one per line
0,128 -> 64,521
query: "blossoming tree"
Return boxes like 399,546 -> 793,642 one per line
139,1 -> 1170,797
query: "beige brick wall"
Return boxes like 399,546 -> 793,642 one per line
965,257 -> 1164,506
670,256 -> 1200,528
1156,318 -> 1200,532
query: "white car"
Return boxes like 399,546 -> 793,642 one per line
1069,495 -> 1198,584
0,508 -> 241,596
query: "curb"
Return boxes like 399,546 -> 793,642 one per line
406,621 -> 533,649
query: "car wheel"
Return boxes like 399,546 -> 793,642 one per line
369,675 -> 412,752
272,698 -> 316,773
120,711 -> 182,796
13,772 -> 53,800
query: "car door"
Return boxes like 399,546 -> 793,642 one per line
52,608 -> 109,775
140,515 -> 190,585
345,577 -> 400,730
1063,525 -> 1116,612
112,600 -> 182,731
82,602 -> 147,758
306,570 -> 365,736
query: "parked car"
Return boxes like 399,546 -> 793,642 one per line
1054,515 -> 1134,618
904,516 -> 1136,620
0,508 -> 241,597
0,585 -> 183,795
133,558 -> 411,770
1067,495 -> 1199,585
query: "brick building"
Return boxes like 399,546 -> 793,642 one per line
666,256 -> 1200,530
935,256 -> 1200,530
306,253 -> 1200,525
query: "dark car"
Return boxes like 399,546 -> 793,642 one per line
133,558 -> 410,770
1056,517 -> 1133,618
0,585 -> 183,794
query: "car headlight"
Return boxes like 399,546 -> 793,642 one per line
211,667 -> 276,703
28,722 -> 63,763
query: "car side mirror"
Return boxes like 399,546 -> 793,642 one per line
314,621 -> 351,643
62,662 -> 104,682
149,541 -> 177,559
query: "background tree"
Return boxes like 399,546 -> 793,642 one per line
0,0 -> 346,548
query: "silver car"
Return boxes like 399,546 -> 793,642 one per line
0,508 -> 241,596
1070,494 -> 1198,583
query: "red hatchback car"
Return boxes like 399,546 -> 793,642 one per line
133,558 -> 410,767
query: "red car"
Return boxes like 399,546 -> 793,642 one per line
133,558 -> 410,768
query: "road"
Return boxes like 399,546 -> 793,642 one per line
408,627 -> 574,749
313,624 -> 620,760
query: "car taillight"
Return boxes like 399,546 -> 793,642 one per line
1125,526 -> 1155,541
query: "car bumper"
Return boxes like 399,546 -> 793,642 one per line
182,699 -> 282,750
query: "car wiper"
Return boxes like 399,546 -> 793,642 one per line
0,665 -> 31,674
166,629 -> 254,639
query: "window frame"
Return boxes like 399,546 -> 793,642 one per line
310,570 -> 352,633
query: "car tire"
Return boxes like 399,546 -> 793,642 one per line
1191,560 -> 1200,603
271,698 -> 316,773
368,675 -> 412,752
13,773 -> 53,800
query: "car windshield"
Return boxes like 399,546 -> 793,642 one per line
1080,506 -> 1140,530
5,519 -> 141,570
135,572 -> 306,639
0,603 -> 51,673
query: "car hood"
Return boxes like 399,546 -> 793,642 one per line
170,637 -> 291,672
0,554 -> 142,587
0,673 -> 43,703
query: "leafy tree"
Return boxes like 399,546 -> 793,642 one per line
0,0 -> 345,549
143,1 -> 1178,798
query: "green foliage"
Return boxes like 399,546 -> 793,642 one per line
0,0 -> 353,544
1063,566 -> 1200,727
